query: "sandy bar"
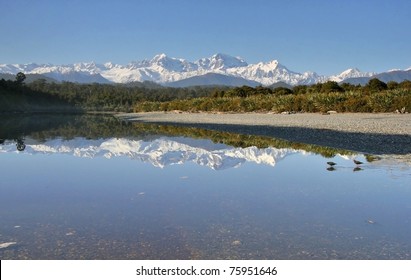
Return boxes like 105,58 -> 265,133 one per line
117,112 -> 411,156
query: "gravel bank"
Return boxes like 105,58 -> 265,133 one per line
118,112 -> 411,156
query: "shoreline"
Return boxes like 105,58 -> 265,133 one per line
117,112 -> 411,157
118,112 -> 411,135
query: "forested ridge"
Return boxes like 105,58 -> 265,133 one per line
0,73 -> 217,113
1,72 -> 410,113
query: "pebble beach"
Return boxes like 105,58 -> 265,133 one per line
118,112 -> 411,158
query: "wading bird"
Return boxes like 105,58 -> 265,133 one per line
353,159 -> 363,165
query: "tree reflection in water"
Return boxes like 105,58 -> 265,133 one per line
0,137 -> 26,151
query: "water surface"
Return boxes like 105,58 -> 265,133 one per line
0,114 -> 410,259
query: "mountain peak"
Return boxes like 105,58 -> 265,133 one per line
211,53 -> 241,60
147,53 -> 197,73
196,53 -> 248,70
104,62 -> 115,69
265,59 -> 280,68
329,68 -> 375,82
341,68 -> 361,74
71,62 -> 104,75
151,53 -> 169,62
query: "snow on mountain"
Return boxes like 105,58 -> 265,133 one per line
197,53 -> 248,70
150,53 -> 198,72
329,68 -> 375,83
167,73 -> 260,87
0,54 -> 395,86
0,137 -> 299,170
226,60 -> 326,85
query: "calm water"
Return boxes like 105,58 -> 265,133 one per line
0,114 -> 410,259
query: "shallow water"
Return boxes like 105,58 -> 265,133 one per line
0,114 -> 410,259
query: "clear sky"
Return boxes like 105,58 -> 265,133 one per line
1,0 -> 410,75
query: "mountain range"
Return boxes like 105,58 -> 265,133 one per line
1,53 -> 410,86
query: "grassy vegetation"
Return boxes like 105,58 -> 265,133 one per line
134,86 -> 411,114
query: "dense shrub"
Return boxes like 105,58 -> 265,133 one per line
134,86 -> 411,114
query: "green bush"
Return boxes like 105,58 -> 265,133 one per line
133,84 -> 411,114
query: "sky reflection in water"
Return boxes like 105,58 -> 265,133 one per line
0,115 -> 410,259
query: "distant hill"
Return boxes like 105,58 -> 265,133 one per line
0,73 -> 58,83
41,72 -> 111,84
374,69 -> 411,83
269,81 -> 293,89
166,73 -> 260,87
341,77 -> 371,86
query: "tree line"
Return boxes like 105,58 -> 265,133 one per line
0,73 -> 76,113
1,73 -> 219,112
134,79 -> 411,113
1,72 -> 410,113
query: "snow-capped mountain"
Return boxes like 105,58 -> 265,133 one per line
0,136 -> 299,170
225,59 -> 326,85
197,53 -> 248,70
0,53 -> 387,86
329,68 -> 375,83
167,73 -> 260,87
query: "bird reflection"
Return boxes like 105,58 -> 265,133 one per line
326,159 -> 366,172
326,161 -> 337,171
0,137 -> 26,151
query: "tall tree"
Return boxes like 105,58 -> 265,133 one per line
15,72 -> 26,85
366,78 -> 387,92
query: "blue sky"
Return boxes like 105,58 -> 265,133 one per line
1,0 -> 410,75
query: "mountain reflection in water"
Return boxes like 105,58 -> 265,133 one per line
0,114 -> 358,169
1,114 -> 410,260
1,136 -> 301,170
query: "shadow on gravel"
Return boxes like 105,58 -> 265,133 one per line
135,121 -> 411,155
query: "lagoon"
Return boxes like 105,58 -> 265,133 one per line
0,114 -> 410,259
